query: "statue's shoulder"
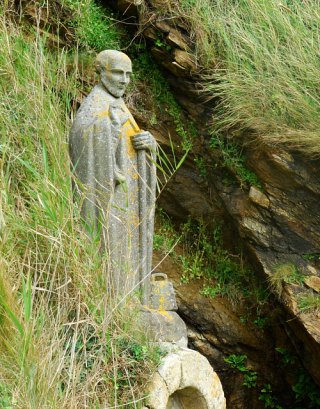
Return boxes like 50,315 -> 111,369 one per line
70,84 -> 114,136
77,84 -> 112,117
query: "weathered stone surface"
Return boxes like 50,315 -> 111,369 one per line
178,349 -> 225,405
249,186 -> 270,208
153,20 -> 190,50
140,307 -> 188,347
158,159 -> 220,221
305,276 -> 320,293
145,372 -> 169,409
167,30 -> 189,51
151,47 -> 191,78
157,353 -> 182,394
149,272 -> 178,311
144,26 -> 158,41
147,349 -> 226,409
173,49 -> 197,72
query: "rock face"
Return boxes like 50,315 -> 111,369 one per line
153,251 -> 294,408
111,0 -> 320,393
108,1 -> 320,405
232,146 -> 320,386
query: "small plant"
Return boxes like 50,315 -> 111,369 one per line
302,253 -> 320,261
243,371 -> 258,388
153,211 -> 178,254
269,263 -> 305,296
194,155 -> 208,179
154,213 -> 265,306
200,283 -> 222,298
259,384 -> 283,409
155,32 -> 172,52
224,354 -> 247,372
0,382 -> 13,408
209,133 -> 261,188
224,354 -> 258,389
292,371 -> 320,408
298,294 -> 320,313
275,347 -> 296,367
253,315 -> 268,330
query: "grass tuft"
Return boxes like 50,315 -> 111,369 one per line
171,0 -> 320,155
298,294 -> 320,313
268,263 -> 305,296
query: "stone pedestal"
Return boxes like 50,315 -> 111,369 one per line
145,349 -> 226,409
141,272 -> 226,408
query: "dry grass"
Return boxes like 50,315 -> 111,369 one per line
167,0 -> 320,156
0,8 -> 160,408
298,294 -> 320,313
268,263 -> 304,297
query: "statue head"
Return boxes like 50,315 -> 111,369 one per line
95,50 -> 132,98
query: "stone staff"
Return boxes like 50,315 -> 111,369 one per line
128,117 -> 151,305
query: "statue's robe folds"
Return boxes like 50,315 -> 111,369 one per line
69,84 -> 156,299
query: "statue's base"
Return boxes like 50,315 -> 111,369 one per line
139,306 -> 188,349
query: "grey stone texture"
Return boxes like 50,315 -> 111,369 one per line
145,349 -> 226,409
140,306 -> 188,348
149,272 -> 178,311
69,50 -> 156,302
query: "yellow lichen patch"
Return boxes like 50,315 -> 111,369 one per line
123,120 -> 137,158
158,309 -> 174,321
157,295 -> 166,311
129,211 -> 139,229
97,109 -> 110,118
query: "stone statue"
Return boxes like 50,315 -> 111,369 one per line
69,50 -> 156,303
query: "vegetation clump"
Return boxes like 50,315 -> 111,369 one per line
298,294 -> 320,313
154,212 -> 269,310
63,0 -> 125,51
268,263 -> 305,296
167,0 -> 320,156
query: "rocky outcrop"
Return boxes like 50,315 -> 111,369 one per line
219,145 -> 320,386
112,0 -> 320,402
153,251 -> 296,408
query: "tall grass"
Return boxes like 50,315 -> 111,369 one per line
62,0 -> 126,51
174,0 -> 320,155
0,10 -> 159,408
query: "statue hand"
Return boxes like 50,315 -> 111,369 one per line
132,131 -> 155,151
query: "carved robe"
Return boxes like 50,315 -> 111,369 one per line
69,83 -> 156,300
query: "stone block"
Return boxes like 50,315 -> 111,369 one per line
173,49 -> 197,71
177,349 -> 226,408
157,353 -> 182,394
146,348 -> 226,409
305,276 -> 320,293
249,186 -> 270,208
149,272 -> 178,311
140,308 -> 188,345
145,372 -> 169,409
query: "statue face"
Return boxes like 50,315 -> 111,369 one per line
101,57 -> 132,98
